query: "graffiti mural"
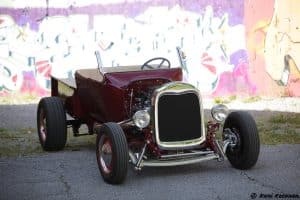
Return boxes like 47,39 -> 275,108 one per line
264,0 -> 300,96
245,0 -> 300,97
0,0 -> 298,97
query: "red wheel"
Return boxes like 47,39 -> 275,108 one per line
38,109 -> 47,145
98,135 -> 113,174
96,123 -> 128,184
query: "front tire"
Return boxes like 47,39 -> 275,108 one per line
37,97 -> 67,151
223,111 -> 260,169
96,122 -> 129,184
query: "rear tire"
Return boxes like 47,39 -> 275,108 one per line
223,111 -> 260,169
96,122 -> 128,184
37,97 -> 67,151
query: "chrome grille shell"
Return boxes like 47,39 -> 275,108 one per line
151,82 -> 206,150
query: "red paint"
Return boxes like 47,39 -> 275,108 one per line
201,53 -> 216,74
59,68 -> 182,130
12,74 -> 17,82
36,60 -> 52,77
206,121 -> 220,152
104,68 -> 182,88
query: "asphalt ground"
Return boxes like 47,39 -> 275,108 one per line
0,145 -> 299,200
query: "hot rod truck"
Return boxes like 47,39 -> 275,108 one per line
37,49 -> 260,184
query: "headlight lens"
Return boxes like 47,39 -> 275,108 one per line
133,110 -> 150,128
211,104 -> 229,122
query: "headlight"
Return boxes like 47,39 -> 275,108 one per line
133,110 -> 150,129
211,104 -> 229,122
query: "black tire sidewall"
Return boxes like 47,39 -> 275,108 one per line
224,111 -> 260,169
96,122 -> 128,184
37,97 -> 67,151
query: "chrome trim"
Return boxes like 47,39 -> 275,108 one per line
132,110 -> 150,129
152,82 -> 206,150
222,140 -> 231,154
129,150 -> 138,164
176,46 -> 188,73
95,50 -> 103,73
141,153 -> 219,167
211,104 -> 229,122
117,119 -> 133,126
135,143 -> 147,170
160,150 -> 214,159
214,140 -> 225,161
222,128 -> 238,156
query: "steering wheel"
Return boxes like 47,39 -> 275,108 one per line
141,57 -> 171,70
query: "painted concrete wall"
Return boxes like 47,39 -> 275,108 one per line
0,0 -> 299,97
245,0 -> 300,97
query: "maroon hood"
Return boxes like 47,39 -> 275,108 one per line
104,68 -> 182,88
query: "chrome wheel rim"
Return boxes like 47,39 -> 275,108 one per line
39,109 -> 47,144
228,127 -> 241,153
98,135 -> 113,174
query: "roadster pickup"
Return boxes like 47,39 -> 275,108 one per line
37,49 -> 260,184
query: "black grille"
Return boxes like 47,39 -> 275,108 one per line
157,92 -> 202,142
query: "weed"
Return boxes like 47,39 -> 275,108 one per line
0,127 -> 96,157
0,93 -> 40,105
257,113 -> 300,144
269,113 -> 300,126
242,96 -> 262,103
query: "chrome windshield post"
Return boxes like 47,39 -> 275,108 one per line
95,50 -> 103,74
176,46 -> 188,74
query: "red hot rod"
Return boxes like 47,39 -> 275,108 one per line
37,50 -> 260,184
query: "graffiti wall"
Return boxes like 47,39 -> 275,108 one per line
0,0 -> 299,97
245,0 -> 300,96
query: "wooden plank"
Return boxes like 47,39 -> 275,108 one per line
52,77 -> 76,89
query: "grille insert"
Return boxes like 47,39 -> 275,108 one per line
157,92 -> 202,142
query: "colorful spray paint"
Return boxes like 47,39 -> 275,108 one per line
0,0 -> 299,97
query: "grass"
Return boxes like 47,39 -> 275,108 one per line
242,96 -> 262,103
257,113 -> 300,145
0,93 -> 41,105
269,113 -> 300,125
214,95 -> 263,104
0,127 -> 96,158
214,95 -> 237,104
0,127 -> 43,157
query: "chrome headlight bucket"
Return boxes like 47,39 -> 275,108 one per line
133,110 -> 150,129
211,104 -> 229,122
